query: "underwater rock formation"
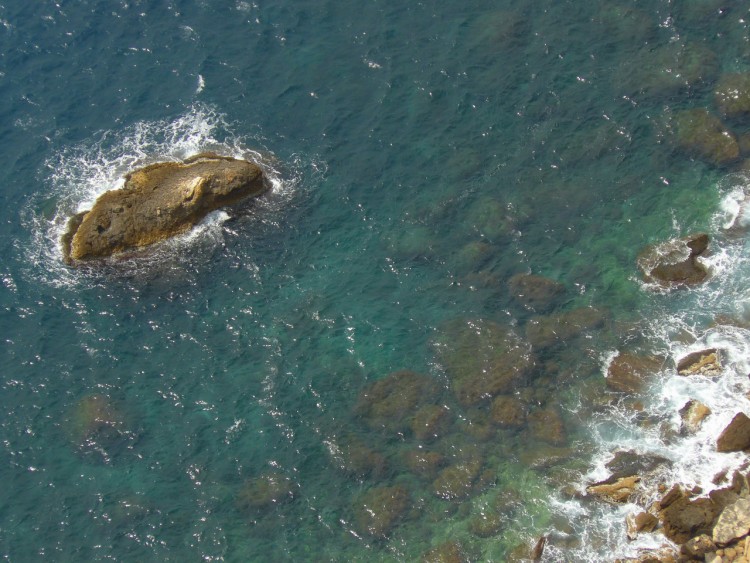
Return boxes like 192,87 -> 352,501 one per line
62,152 -> 268,263
353,485 -> 411,539
715,73 -> 750,118
670,109 -> 739,167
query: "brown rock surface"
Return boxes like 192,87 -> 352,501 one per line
626,511 -> 659,540
677,348 -> 723,376
713,498 -> 750,545
680,399 -> 712,434
587,475 -> 641,503
717,413 -> 750,453
637,233 -> 710,287
490,395 -> 527,428
525,307 -> 607,350
62,153 -> 268,263
606,352 -> 664,393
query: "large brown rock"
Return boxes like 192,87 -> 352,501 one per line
676,348 -> 722,376
637,233 -> 710,287
717,412 -> 750,453
62,153 -> 268,263
606,352 -> 664,393
712,498 -> 750,545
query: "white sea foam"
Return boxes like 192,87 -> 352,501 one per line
21,104 -> 317,289
545,174 -> 750,561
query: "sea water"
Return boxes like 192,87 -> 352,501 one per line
2,0 -> 750,561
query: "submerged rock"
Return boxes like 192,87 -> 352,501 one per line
421,540 -> 470,563
436,318 -> 535,407
670,109 -> 739,167
715,73 -> 750,118
507,273 -> 566,312
237,472 -> 296,511
62,152 -> 268,264
354,370 -> 441,434
525,307 -> 607,351
353,485 -> 410,539
66,394 -> 137,463
636,233 -> 710,287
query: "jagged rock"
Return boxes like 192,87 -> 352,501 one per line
715,73 -> 750,118
681,534 -> 716,558
353,485 -> 410,539
717,413 -> 750,453
659,489 -> 720,544
637,233 -> 710,287
507,273 -> 565,312
606,353 -> 664,393
712,498 -> 750,545
670,109 -> 740,166
627,511 -> 659,540
680,400 -> 712,433
677,348 -> 723,376
587,475 -> 641,503
62,153 -> 268,263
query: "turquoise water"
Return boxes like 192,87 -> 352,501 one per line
2,1 -> 750,561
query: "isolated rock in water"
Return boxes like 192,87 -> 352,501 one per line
680,399 -> 712,434
671,109 -> 739,166
715,73 -> 750,118
62,152 -> 268,263
716,412 -> 750,452
636,233 -> 710,287
712,497 -> 750,545
677,348 -> 722,376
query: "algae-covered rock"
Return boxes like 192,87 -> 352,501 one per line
65,394 -> 137,462
432,455 -> 483,501
671,109 -> 739,166
507,273 -> 565,312
62,152 -> 268,264
436,318 -> 535,407
353,485 -> 411,539
525,307 -> 607,351
411,404 -> 452,442
327,434 -> 388,479
403,449 -> 446,480
527,406 -> 567,445
237,472 -> 296,511
355,370 -> 441,434
715,73 -> 750,118
490,395 -> 527,428
637,233 -> 710,287
422,540 -> 470,563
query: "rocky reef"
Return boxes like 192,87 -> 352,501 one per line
61,152 -> 268,264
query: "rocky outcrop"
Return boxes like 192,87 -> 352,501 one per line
636,233 -> 710,287
717,413 -> 750,453
680,399 -> 712,434
606,352 -> 664,393
62,152 -> 268,264
677,348 -> 723,376
713,498 -> 750,545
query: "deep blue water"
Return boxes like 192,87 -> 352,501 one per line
2,1 -> 750,561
